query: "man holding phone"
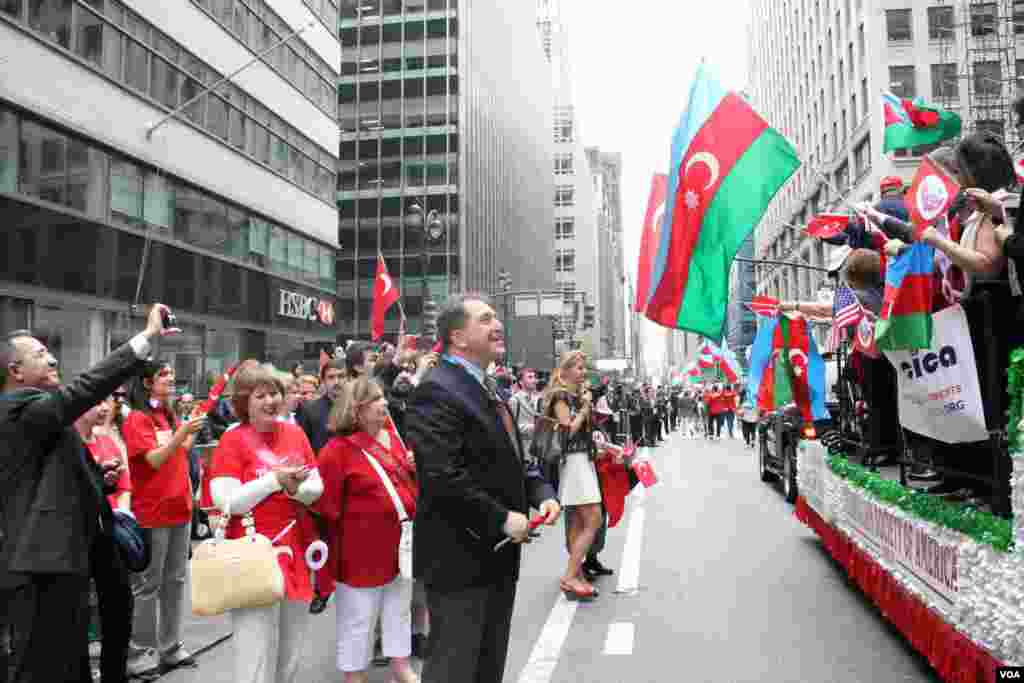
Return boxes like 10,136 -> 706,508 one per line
0,304 -> 177,683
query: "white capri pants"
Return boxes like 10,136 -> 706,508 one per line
230,599 -> 311,683
335,577 -> 413,672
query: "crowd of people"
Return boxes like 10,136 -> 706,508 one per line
0,296 -> 656,683
778,128 -> 1024,512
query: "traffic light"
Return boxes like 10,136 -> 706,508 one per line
552,318 -> 564,340
498,269 -> 512,292
422,298 -> 439,338
583,304 -> 596,330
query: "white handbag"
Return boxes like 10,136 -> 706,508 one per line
362,450 -> 414,581
189,500 -> 286,616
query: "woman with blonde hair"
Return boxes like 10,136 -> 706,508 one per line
316,376 -> 419,683
541,350 -> 602,601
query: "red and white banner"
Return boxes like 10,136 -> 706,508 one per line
883,305 -> 987,443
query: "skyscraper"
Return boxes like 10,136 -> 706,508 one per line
338,0 -> 555,363
0,0 -> 340,389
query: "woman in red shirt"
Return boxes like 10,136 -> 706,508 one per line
317,376 -> 419,683
122,360 -> 206,676
208,365 -> 323,683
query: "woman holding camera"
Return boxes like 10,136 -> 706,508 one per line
208,365 -> 323,683
542,351 -> 602,601
122,361 -> 206,676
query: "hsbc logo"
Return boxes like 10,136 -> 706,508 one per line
278,289 -> 335,326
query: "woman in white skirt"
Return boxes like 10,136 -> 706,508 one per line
541,351 -> 602,601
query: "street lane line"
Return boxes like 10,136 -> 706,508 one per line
603,622 -> 635,655
516,595 -> 578,683
615,488 -> 646,594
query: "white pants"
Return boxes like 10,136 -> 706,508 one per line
230,600 -> 311,683
335,578 -> 413,672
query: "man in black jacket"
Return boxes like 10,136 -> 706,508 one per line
0,304 -> 173,683
296,357 -> 346,453
405,295 -> 560,683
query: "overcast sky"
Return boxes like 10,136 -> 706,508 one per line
560,0 -> 753,371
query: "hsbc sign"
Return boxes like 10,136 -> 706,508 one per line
278,289 -> 335,326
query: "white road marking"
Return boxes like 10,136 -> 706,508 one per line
615,485 -> 647,594
516,595 -> 579,683
603,622 -> 635,655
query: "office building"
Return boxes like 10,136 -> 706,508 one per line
0,0 -> 340,391
338,0 -> 555,369
747,0 -> 1021,341
587,146 -> 626,360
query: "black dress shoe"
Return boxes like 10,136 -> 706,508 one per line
582,558 -> 614,576
411,633 -> 430,659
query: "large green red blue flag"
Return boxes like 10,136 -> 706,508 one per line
874,242 -> 934,351
746,316 -> 829,423
643,64 -> 800,341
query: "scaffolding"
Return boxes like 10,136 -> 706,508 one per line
932,0 -> 1022,150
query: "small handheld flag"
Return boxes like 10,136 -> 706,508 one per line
805,214 -> 850,241
371,255 -> 401,341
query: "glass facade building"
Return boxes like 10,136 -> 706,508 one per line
338,0 -> 554,351
0,0 -> 340,390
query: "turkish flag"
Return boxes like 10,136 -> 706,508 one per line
746,295 -> 779,318
634,174 -> 667,313
805,213 -> 850,240
907,157 -> 960,238
371,255 -> 400,341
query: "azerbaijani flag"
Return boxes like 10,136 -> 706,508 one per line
875,242 -> 934,351
746,316 -> 829,422
882,91 -> 961,154
644,64 -> 800,340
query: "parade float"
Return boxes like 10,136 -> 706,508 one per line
794,347 -> 1024,681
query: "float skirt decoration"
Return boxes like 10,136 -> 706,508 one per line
795,441 -> 1024,681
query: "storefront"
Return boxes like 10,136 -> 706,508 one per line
0,196 -> 337,397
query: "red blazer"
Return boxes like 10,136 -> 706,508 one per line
316,426 -> 417,588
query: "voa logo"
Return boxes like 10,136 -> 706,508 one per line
900,346 -> 957,381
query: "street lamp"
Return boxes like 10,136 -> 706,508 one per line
406,202 -> 446,343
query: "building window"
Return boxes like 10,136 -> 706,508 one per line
555,217 -> 575,240
555,249 -> 575,273
928,6 -> 954,40
555,185 -> 574,207
554,153 -> 573,175
190,0 -> 338,118
861,77 -> 869,116
931,63 -> 959,98
885,8 -> 912,41
971,3 -> 997,36
973,61 -> 1002,97
850,94 -> 857,128
889,65 -> 916,98
854,135 -> 870,178
1015,1 -> 1024,34
976,119 -> 1005,140
6,1 -> 337,204
553,106 -> 574,143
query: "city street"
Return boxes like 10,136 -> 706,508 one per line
164,430 -> 943,683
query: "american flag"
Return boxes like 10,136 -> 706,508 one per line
827,284 -> 863,352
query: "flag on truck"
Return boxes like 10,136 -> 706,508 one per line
746,316 -> 829,423
875,242 -> 934,351
644,63 -> 799,340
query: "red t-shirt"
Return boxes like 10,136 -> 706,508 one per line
86,434 -> 131,511
209,422 -> 319,601
708,391 -> 728,415
315,426 -> 417,588
720,390 -> 738,412
123,410 -> 193,528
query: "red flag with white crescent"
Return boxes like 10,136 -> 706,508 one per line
746,295 -> 779,318
907,157 -> 960,239
371,255 -> 400,341
805,214 -> 850,240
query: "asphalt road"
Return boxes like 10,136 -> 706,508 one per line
164,431 -> 943,683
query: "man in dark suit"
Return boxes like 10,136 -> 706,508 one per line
0,304 -> 174,683
405,294 -> 560,683
296,357 -> 346,453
